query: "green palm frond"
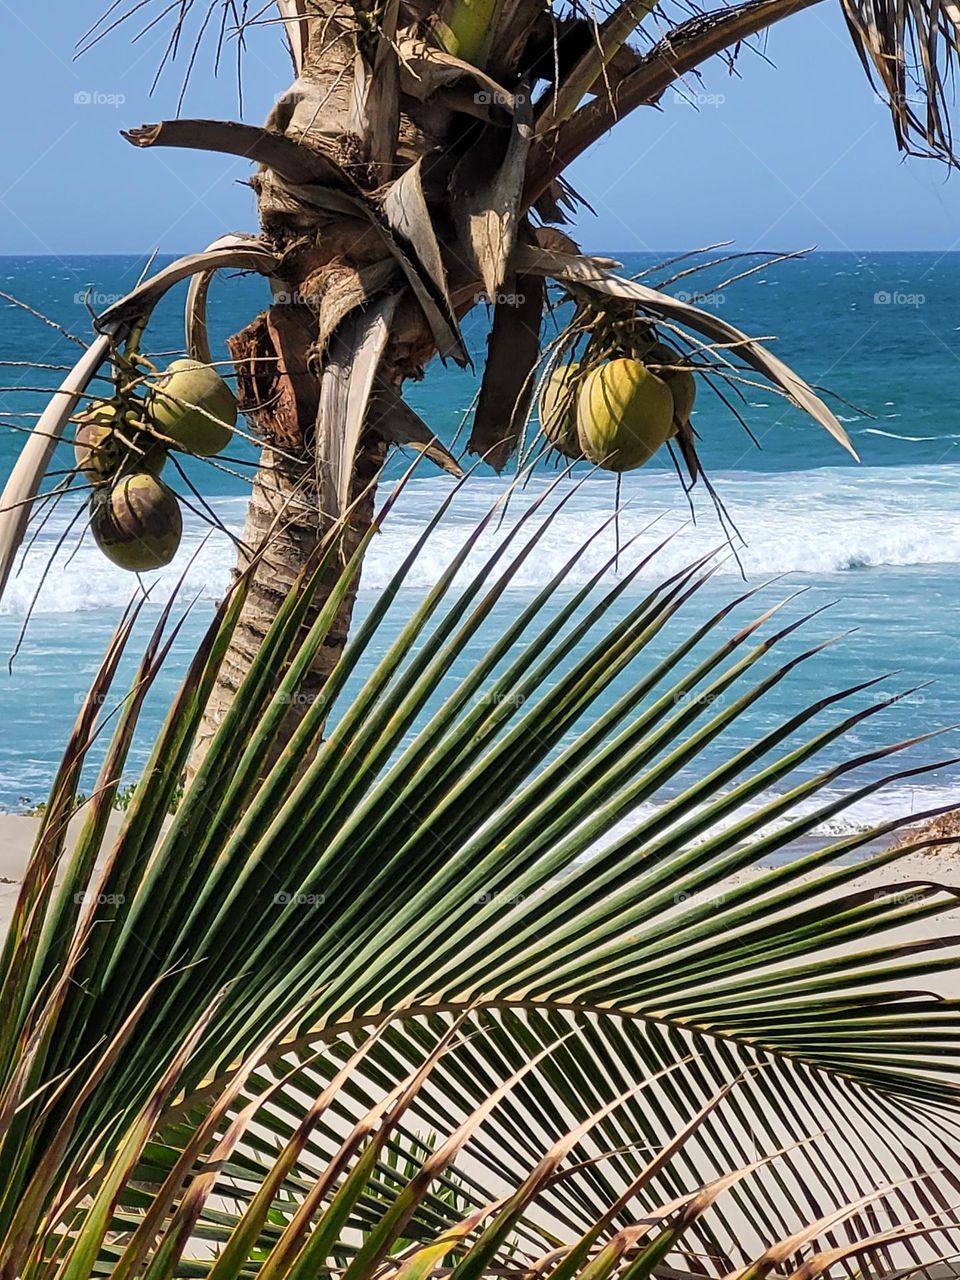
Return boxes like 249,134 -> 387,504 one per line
1,479 -> 960,1277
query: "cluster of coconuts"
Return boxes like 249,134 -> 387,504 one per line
540,343 -> 696,471
77,359 -> 238,573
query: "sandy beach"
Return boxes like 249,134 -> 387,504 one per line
0,810 -> 128,939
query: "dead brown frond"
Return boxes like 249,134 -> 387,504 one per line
842,0 -> 960,164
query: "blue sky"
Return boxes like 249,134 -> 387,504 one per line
0,0 -> 959,253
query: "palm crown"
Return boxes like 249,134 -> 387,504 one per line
0,0 -> 956,743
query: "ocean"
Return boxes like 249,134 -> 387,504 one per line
1,250 -> 959,838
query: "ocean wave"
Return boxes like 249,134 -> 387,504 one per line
862,427 -> 960,442
5,464 -> 960,616
583,782 -> 960,860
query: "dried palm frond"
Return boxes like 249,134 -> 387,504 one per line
841,0 -> 960,162
372,382 -> 465,474
315,292 -> 400,523
451,90 -> 534,300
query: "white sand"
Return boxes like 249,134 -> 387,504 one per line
0,810 -> 127,936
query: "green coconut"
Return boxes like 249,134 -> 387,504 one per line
75,401 -> 167,484
645,342 -> 697,428
539,362 -> 583,458
576,358 -> 674,471
148,358 -> 237,457
90,473 -> 183,572
132,434 -> 169,477
74,403 -> 126,486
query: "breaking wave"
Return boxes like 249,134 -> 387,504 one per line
5,463 -> 960,616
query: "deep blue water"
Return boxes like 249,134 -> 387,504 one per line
1,250 -> 959,833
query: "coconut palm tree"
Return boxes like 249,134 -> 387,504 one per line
3,488 -> 960,1276
0,0 -> 952,764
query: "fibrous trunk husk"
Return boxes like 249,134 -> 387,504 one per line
469,272 -> 544,469
192,433 -> 388,772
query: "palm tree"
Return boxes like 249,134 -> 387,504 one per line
0,0 -> 952,764
2,490 -> 960,1275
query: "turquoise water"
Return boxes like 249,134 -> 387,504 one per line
1,251 -> 959,831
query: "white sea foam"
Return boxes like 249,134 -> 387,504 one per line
4,462 -> 958,829
583,781 -> 960,859
863,427 -> 960,443
5,463 -> 960,616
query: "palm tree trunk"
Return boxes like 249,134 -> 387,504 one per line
189,6 -> 438,777
191,433 -> 387,773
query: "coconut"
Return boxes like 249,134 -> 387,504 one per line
576,358 -> 674,471
75,401 -> 167,484
74,402 -> 126,485
539,362 -> 583,458
148,358 -> 237,457
646,342 -> 696,428
90,473 -> 183,572
131,434 -> 168,477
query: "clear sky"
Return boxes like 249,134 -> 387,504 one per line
1,0 -> 959,254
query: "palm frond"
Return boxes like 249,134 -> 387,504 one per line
841,0 -> 960,163
1,482 -> 959,1274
